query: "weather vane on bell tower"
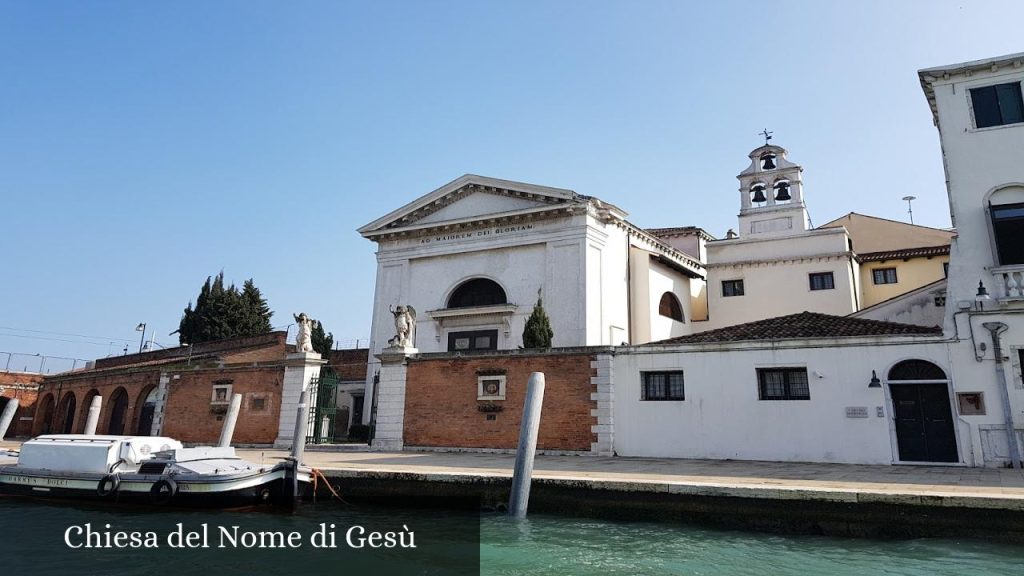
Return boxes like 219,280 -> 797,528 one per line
759,128 -> 773,146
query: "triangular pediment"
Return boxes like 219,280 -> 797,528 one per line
359,174 -> 581,237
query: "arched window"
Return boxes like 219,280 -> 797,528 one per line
888,360 -> 946,381
658,292 -> 684,322
447,278 -> 507,309
988,185 -> 1024,265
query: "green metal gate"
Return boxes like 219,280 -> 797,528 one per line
306,373 -> 340,444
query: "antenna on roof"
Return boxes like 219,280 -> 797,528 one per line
902,196 -> 917,225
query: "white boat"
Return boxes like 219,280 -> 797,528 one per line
0,435 -> 310,508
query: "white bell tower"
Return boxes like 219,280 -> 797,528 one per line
735,141 -> 810,239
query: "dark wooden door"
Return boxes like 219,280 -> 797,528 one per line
891,384 -> 958,462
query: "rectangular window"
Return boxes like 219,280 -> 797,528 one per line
722,279 -> 744,297
990,202 -> 1024,265
872,268 -> 898,285
757,368 -> 810,400
970,82 -> 1024,128
641,371 -> 685,401
808,272 -> 835,291
943,262 -> 949,278
447,329 -> 498,352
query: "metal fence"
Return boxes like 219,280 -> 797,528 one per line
0,352 -> 88,375
305,374 -> 340,444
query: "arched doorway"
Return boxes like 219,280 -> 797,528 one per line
888,360 -> 958,463
56,391 -> 77,434
77,389 -> 100,433
35,393 -> 55,435
134,386 -> 159,436
107,387 -> 129,436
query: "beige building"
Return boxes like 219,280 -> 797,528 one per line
820,213 -> 953,309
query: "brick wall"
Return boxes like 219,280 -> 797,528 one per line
0,372 -> 42,437
326,348 -> 369,380
161,366 -> 284,445
403,352 -> 597,451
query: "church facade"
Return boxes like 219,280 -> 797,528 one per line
357,175 -> 705,418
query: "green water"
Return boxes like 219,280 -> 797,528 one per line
0,500 -> 1021,575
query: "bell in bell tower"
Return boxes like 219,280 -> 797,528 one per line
734,133 -> 810,239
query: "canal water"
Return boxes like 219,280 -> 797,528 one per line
1,499 -> 1021,575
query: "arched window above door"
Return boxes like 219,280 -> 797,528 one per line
888,359 -> 946,381
447,278 -> 507,309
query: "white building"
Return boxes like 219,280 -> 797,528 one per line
920,52 -> 1024,466
357,174 -> 704,422
614,313 -> 950,464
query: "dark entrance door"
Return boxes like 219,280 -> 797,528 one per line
891,384 -> 958,462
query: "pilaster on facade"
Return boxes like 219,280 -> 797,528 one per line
590,353 -> 615,456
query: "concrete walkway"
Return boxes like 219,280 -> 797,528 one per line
234,448 -> 1024,510
6,438 -> 1023,510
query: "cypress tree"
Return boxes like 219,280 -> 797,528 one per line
175,272 -> 274,344
522,292 -> 554,349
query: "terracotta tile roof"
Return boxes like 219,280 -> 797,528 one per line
652,312 -> 942,345
857,245 -> 950,262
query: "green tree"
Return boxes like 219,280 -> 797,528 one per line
522,292 -> 554,349
175,272 -> 274,344
311,319 -> 336,378
311,320 -> 334,357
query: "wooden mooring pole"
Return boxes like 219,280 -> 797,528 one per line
83,395 -> 102,435
508,372 -> 545,518
0,399 -> 19,440
217,393 -> 243,447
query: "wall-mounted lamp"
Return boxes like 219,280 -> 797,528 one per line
976,280 -> 991,310
868,370 -> 881,388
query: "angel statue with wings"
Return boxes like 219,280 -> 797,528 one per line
293,312 -> 316,353
388,304 -> 417,348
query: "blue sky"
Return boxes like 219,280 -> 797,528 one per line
1,1 -> 1020,370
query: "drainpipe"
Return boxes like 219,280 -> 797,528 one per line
983,322 -> 1022,469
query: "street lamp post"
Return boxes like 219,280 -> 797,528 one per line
136,323 -> 147,354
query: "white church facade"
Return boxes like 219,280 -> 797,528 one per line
358,174 -> 704,355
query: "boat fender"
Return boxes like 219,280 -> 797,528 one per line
97,474 -> 121,497
150,478 -> 178,505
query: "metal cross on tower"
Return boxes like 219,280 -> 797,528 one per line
759,128 -> 773,146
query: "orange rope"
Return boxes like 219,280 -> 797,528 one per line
311,467 -> 349,505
